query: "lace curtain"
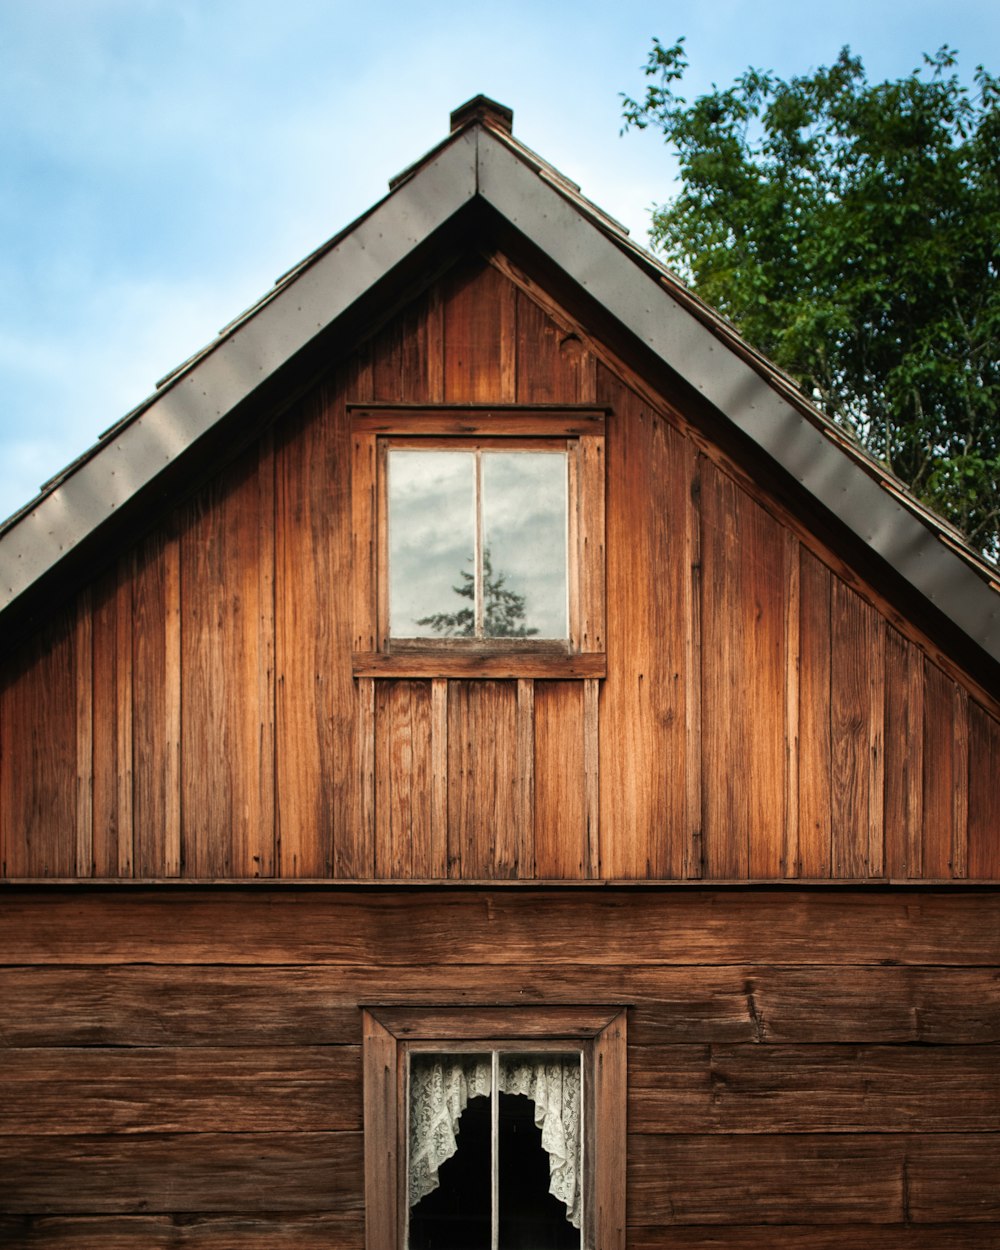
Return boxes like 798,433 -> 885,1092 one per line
408,1054 -> 583,1229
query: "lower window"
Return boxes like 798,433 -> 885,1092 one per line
362,1007 -> 626,1250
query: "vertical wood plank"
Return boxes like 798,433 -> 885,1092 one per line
375,680 -> 432,879
0,611 -> 77,877
74,589 -> 93,879
336,360 -> 377,880
830,582 -> 876,878
425,286 -> 445,404
256,430 -> 276,880
922,660 -> 957,879
516,679 -> 535,879
448,681 -> 519,878
783,535 -> 800,879
533,682 -> 585,879
275,387 -> 336,879
905,647 -> 926,878
883,629 -> 916,880
131,525 -> 179,878
867,611 -> 885,880
598,372 -> 686,878
431,679 -> 449,878
584,677 -> 600,880
351,431 -> 377,656
92,564 -> 136,878
797,552 -> 832,878
115,558 -> 134,878
351,677 -> 377,880
163,527 -> 182,878
951,684 -> 969,880
443,261 -> 517,403
700,461 -> 786,879
684,447 -> 703,880
967,700 -> 1000,878
180,440 -> 275,878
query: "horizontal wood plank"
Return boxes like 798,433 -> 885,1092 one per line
0,964 -> 996,1048
626,1226 -> 1000,1248
630,1133 -> 903,1224
0,890 -> 995,966
628,1044 -> 1000,1132
352,651 -> 606,678
0,1213 -> 363,1250
0,1047 -> 361,1135
0,1132 -> 363,1214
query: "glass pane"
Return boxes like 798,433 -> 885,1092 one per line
498,1052 -> 582,1248
389,451 -> 475,639
408,1053 -> 492,1250
482,453 -> 568,639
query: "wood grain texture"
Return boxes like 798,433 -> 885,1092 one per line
447,681 -> 519,878
374,680 -> 432,878
274,387 -> 339,877
533,681 -> 586,878
0,1131 -> 363,1214
968,700 -> 1000,878
700,460 -> 787,879
629,1133 -> 902,1224
922,660 -> 959,880
90,566 -> 133,878
0,1045 -> 362,1135
797,551 -> 832,877
598,368 -> 686,878
0,610 -> 78,878
1,963 -> 997,1047
627,1043 -> 1000,1132
180,442 -> 275,878
442,259 -> 516,403
1,889 -> 997,966
626,1226 -> 1000,1248
0,1214 -> 364,1250
131,524 -> 182,878
830,582 -> 883,879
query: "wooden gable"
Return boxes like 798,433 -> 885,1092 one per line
1,252 -> 996,883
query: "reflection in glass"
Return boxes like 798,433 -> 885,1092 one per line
388,448 -> 568,641
388,451 -> 475,639
483,453 -> 567,639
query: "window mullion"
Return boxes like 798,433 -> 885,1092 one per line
491,1049 -> 499,1250
474,451 -> 484,639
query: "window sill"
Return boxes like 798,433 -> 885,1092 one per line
352,651 -> 606,679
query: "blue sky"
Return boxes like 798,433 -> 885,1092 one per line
1,0 -> 996,524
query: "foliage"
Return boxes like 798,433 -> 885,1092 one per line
622,39 -> 1000,556
417,549 -> 538,638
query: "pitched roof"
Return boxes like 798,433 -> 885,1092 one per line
2,96 -> 998,680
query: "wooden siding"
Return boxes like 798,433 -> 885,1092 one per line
0,255 -> 997,883
0,886 -> 997,1247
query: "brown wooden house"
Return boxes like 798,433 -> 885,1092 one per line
1,96 -> 998,1249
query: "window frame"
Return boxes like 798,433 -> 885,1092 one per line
362,1005 -> 627,1250
350,406 -> 606,679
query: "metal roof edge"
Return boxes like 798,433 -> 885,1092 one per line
475,127 -> 1000,665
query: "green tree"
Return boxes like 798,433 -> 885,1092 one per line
622,40 -> 1000,556
417,549 -> 538,638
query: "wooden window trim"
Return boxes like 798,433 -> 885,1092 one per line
351,406 -> 606,679
362,1004 -> 626,1250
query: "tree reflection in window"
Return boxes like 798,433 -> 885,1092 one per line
388,449 -> 568,641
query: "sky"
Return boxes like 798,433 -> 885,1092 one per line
1,0 -> 997,526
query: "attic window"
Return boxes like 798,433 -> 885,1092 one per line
351,407 -> 606,679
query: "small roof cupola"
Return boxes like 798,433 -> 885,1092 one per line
450,94 -> 514,134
